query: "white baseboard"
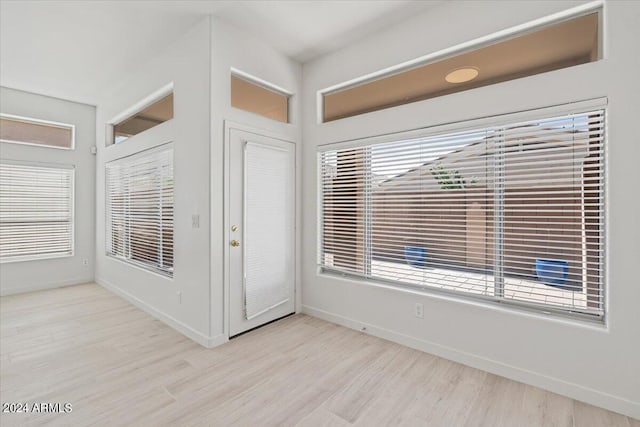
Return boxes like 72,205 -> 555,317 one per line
96,278 -> 228,349
302,304 -> 640,420
0,277 -> 93,297
207,333 -> 228,348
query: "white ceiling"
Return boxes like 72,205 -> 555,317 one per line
0,0 -> 442,105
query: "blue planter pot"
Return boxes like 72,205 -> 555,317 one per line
404,246 -> 427,267
535,258 -> 569,286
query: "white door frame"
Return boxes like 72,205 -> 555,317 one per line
223,121 -> 300,339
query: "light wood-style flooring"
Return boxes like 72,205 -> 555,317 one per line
1,283 -> 637,426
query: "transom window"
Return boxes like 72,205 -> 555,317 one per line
231,73 -> 290,123
0,114 -> 74,149
319,107 -> 605,319
110,92 -> 173,145
321,12 -> 600,122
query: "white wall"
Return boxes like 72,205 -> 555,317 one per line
93,15 -> 302,346
0,87 -> 96,295
301,0 -> 640,418
209,17 -> 302,340
95,18 -> 212,345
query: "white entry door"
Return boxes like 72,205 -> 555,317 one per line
228,127 -> 295,337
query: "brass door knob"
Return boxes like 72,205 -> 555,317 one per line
230,239 -> 240,247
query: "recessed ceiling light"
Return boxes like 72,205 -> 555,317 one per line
445,67 -> 479,84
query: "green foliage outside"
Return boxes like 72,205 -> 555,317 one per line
430,164 -> 478,190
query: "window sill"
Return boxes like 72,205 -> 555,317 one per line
0,252 -> 74,264
317,268 -> 607,330
106,253 -> 173,280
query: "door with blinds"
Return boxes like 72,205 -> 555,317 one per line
228,127 -> 295,337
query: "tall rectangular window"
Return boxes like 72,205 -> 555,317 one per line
319,108 -> 605,319
106,145 -> 174,276
0,163 -> 74,262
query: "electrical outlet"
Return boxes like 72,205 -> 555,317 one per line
177,291 -> 182,304
82,258 -> 89,266
192,214 -> 200,228
415,303 -> 424,319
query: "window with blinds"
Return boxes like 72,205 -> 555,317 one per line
319,108 -> 605,318
106,145 -> 174,277
0,162 -> 74,262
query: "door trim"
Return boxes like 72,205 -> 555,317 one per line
223,121 -> 298,339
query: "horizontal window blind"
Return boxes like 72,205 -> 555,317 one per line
106,145 -> 173,276
0,162 -> 74,261
320,108 -> 605,318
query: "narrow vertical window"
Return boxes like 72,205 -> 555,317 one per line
106,145 -> 174,276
